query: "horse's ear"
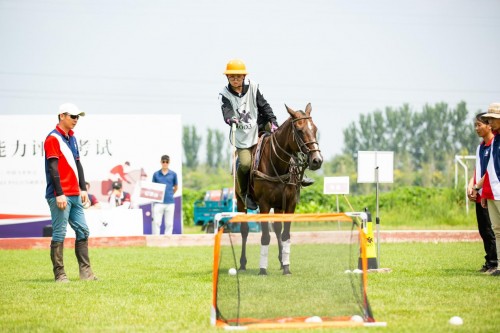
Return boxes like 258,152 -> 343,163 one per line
305,103 -> 312,116
285,104 -> 295,117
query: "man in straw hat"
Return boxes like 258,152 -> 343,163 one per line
472,102 -> 500,276
467,112 -> 497,274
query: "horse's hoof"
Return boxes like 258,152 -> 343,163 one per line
282,265 -> 292,275
258,268 -> 268,276
238,267 -> 246,272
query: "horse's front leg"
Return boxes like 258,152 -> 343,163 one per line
271,212 -> 283,270
239,222 -> 249,271
281,221 -> 292,275
258,222 -> 271,275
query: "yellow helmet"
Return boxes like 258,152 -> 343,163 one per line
223,59 -> 248,75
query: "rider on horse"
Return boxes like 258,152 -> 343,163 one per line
219,59 -> 314,210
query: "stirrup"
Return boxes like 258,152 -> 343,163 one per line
301,176 -> 315,187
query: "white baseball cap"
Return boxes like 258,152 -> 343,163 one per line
59,103 -> 85,117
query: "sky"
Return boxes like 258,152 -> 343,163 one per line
1,0 -> 499,161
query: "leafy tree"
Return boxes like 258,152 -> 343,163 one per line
183,125 -> 201,168
206,129 -> 214,168
340,102 -> 478,190
205,128 -> 228,169
214,130 -> 227,168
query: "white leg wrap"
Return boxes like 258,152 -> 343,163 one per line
282,239 -> 291,265
259,245 -> 269,269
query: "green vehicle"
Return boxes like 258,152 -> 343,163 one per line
193,188 -> 261,233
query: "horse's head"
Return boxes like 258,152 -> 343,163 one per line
285,103 -> 323,170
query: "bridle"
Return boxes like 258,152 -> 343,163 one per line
290,116 -> 321,156
268,115 -> 321,185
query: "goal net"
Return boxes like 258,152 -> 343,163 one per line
211,213 -> 378,330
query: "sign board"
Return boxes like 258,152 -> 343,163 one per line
323,176 -> 350,194
136,181 -> 166,203
0,114 -> 183,236
357,151 -> 394,183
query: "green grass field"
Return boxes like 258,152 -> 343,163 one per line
0,242 -> 498,333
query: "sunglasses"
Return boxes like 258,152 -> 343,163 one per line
162,160 -> 169,164
65,113 -> 80,120
227,75 -> 244,80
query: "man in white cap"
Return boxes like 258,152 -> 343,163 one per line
44,103 -> 97,282
472,102 -> 500,277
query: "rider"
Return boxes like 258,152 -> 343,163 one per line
219,59 -> 313,210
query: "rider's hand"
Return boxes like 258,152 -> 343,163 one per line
226,117 -> 239,126
271,123 -> 278,132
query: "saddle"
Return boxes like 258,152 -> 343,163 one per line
250,133 -> 302,186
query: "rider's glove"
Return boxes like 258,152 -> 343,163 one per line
226,117 -> 239,126
271,123 -> 278,132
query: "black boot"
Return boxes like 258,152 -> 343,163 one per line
75,239 -> 97,280
50,241 -> 69,283
301,175 -> 315,187
244,193 -> 258,210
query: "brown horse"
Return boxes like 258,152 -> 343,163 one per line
236,103 -> 323,275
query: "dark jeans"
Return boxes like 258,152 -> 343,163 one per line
475,203 -> 498,268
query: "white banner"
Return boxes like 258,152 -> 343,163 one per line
0,114 -> 182,219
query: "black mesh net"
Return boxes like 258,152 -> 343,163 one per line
214,217 -> 372,327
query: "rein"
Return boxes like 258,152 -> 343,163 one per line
258,116 -> 320,186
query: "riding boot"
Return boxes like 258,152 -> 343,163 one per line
301,175 -> 315,187
238,167 -> 258,210
75,239 -> 98,280
245,194 -> 258,211
50,241 -> 69,283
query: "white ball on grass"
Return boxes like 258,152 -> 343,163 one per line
352,269 -> 363,274
344,269 -> 352,274
304,316 -> 322,323
350,315 -> 364,323
228,268 -> 237,276
449,316 -> 463,325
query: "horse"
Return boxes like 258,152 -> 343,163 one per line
236,103 -> 323,275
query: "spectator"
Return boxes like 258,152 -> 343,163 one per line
473,102 -> 500,277
467,112 -> 497,274
108,181 -> 131,208
85,182 -> 101,209
152,155 -> 178,235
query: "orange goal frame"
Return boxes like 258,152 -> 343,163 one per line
211,212 -> 385,330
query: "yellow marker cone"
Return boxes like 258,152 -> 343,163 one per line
359,211 -> 378,269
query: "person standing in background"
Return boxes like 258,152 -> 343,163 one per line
467,112 -> 497,274
151,155 -> 178,235
85,182 -> 101,209
44,103 -> 97,282
472,102 -> 500,277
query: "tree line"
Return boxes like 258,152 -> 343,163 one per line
182,126 -> 229,170
182,101 -> 482,192
329,101 -> 479,191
